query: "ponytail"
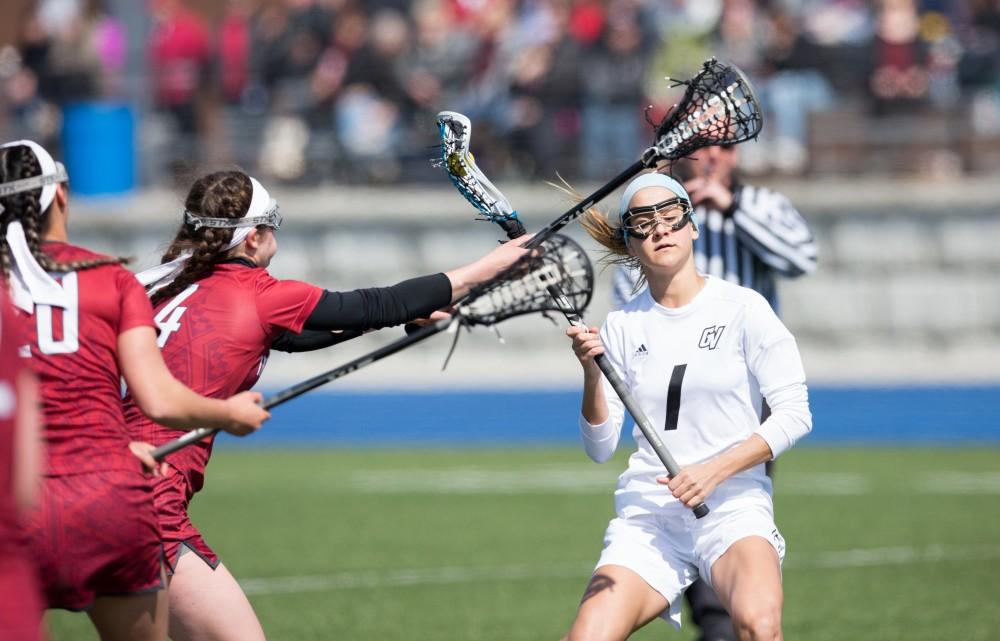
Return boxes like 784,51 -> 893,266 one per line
0,144 -> 127,281
549,178 -> 646,293
150,171 -> 252,306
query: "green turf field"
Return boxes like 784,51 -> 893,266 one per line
47,447 -> 1000,640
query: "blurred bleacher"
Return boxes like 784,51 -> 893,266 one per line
3,1 -> 1000,184
66,173 -> 1000,388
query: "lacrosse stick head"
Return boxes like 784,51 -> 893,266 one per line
436,111 -> 526,239
645,58 -> 763,166
458,234 -> 593,326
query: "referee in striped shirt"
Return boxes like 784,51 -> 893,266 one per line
612,144 -> 817,312
613,144 -> 816,641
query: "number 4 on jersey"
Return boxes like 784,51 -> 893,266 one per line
154,285 -> 199,348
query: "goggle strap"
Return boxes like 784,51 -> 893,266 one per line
623,197 -> 691,220
184,207 -> 281,231
0,165 -> 69,198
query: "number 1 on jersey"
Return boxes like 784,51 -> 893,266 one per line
665,364 -> 687,431
154,285 -> 199,348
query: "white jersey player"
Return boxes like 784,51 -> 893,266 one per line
563,173 -> 811,641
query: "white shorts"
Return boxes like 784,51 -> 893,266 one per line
594,489 -> 785,629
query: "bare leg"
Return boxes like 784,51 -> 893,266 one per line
167,553 -> 266,641
685,578 -> 736,641
710,537 -> 783,641
88,587 -> 168,641
561,564 -> 669,641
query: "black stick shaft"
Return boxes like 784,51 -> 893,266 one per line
501,204 -> 707,518
546,284 -> 709,519
150,318 -> 454,461
524,159 -> 646,249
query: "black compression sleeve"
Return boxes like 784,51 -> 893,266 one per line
302,273 -> 451,332
270,329 -> 363,353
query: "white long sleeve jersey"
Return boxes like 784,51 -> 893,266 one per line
581,276 -> 812,519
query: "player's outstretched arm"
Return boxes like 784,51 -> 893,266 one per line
286,236 -> 530,340
118,326 -> 269,435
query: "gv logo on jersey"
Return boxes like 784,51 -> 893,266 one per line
698,325 -> 726,350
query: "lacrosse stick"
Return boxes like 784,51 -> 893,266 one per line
151,234 -> 594,461
435,110 -> 711,518
519,58 -> 761,251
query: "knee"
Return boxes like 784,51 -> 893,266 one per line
731,600 -> 782,641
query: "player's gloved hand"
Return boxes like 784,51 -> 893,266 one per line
566,325 -> 604,377
129,441 -> 168,476
223,391 -> 270,436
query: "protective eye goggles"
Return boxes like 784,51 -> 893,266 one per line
621,197 -> 693,239
184,200 -> 283,231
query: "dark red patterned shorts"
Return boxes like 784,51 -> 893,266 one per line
26,470 -> 164,610
156,470 -> 219,574
0,553 -> 45,641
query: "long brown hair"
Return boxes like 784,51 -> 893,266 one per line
150,170 -> 253,306
552,178 -> 647,294
0,144 -> 127,280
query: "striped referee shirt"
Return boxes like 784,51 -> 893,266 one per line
612,183 -> 817,313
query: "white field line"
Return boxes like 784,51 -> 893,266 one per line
351,469 -> 1000,496
239,543 -> 1000,597
915,472 -> 1000,495
349,466 -> 620,494
349,469 -> 873,495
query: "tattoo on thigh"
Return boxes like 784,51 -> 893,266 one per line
581,573 -> 616,604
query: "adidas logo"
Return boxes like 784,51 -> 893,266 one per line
634,344 -> 649,358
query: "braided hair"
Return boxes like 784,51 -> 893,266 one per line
150,171 -> 253,306
0,144 -> 127,281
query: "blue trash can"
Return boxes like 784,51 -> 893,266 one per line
61,102 -> 135,196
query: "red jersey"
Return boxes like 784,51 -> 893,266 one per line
0,287 -> 27,556
124,263 -> 322,492
19,242 -> 155,476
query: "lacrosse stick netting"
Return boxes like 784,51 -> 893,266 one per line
521,58 -> 763,249
645,58 -> 763,164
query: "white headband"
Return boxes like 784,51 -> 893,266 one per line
0,139 -> 71,312
0,139 -> 66,212
619,173 -> 692,222
137,176 -> 277,295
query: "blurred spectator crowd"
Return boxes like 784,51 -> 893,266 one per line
2,0 -> 1000,185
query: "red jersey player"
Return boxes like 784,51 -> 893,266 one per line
127,169 -> 530,641
0,140 -> 270,641
0,286 -> 44,641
